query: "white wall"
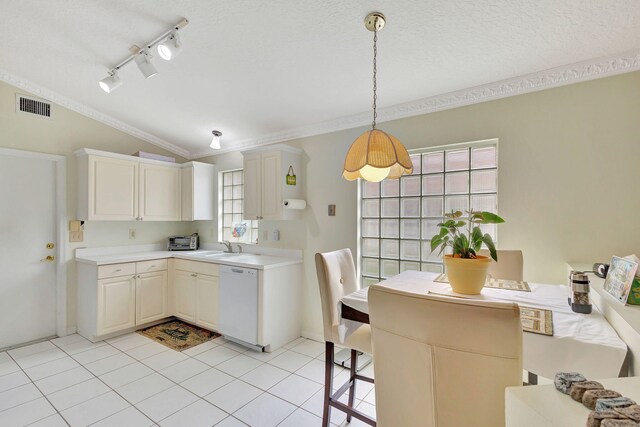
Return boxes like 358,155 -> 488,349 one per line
0,80 -> 195,331
199,71 -> 640,339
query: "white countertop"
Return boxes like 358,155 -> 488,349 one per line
76,249 -> 302,270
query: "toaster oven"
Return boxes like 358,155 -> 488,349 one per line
168,234 -> 199,251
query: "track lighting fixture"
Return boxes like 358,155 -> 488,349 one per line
157,32 -> 182,61
98,69 -> 123,93
98,18 -> 188,93
210,131 -> 222,149
135,50 -> 158,79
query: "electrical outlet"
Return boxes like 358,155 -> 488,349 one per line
69,231 -> 83,242
129,229 -> 136,239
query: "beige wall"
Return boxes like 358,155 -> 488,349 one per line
0,80 -> 195,331
200,71 -> 640,339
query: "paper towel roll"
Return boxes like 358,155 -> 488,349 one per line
283,199 -> 306,209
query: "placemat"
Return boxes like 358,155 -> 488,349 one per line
520,306 -> 553,336
434,273 -> 531,291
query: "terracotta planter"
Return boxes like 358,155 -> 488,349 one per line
443,255 -> 491,295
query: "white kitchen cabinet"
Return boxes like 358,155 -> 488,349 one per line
171,259 -> 219,330
77,259 -> 171,341
78,155 -> 139,220
136,271 -> 168,324
97,275 -> 136,335
172,269 -> 197,322
196,274 -> 219,330
242,145 -> 304,220
181,162 -> 216,220
139,164 -> 181,221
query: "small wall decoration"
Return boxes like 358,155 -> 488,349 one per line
286,166 -> 296,185
603,256 -> 639,304
232,222 -> 247,238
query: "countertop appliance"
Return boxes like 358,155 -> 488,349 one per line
219,265 -> 260,349
167,234 -> 199,251
568,270 -> 592,314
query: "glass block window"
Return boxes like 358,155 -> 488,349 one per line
360,142 -> 498,286
220,170 -> 259,244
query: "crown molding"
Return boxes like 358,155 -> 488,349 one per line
3,49 -> 640,161
0,69 -> 191,159
192,48 -> 640,158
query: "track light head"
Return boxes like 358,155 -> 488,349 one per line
135,50 -> 158,78
98,69 -> 123,93
158,32 -> 182,61
210,130 -> 222,149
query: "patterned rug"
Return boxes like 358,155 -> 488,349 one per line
137,320 -> 221,351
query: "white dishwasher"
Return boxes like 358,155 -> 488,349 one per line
219,265 -> 259,347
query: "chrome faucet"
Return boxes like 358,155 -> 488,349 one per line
220,240 -> 233,253
235,244 -> 243,254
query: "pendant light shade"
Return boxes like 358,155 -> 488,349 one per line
343,129 -> 413,181
342,12 -> 412,182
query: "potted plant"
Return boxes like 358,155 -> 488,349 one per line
430,210 -> 505,294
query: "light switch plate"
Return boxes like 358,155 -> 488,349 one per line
69,220 -> 82,231
69,231 -> 83,242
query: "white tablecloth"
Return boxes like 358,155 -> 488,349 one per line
339,271 -> 628,379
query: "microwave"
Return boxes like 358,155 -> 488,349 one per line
168,234 -> 199,251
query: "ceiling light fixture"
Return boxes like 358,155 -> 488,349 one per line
135,50 -> 158,79
98,18 -> 188,93
157,31 -> 182,61
210,130 -> 222,149
98,69 -> 122,93
343,13 -> 412,182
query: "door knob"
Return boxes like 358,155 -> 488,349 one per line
40,255 -> 55,262
46,243 -> 55,249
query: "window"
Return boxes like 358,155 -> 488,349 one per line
219,170 -> 259,244
359,141 -> 498,286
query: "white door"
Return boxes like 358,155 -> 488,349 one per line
97,276 -> 136,335
89,156 -> 138,220
0,151 -> 61,348
173,270 -> 196,322
261,151 -> 282,219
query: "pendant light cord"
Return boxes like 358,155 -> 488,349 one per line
372,26 -> 378,130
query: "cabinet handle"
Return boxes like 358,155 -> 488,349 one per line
191,273 -> 197,277
114,269 -> 121,272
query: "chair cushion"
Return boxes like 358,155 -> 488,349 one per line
332,324 -> 372,355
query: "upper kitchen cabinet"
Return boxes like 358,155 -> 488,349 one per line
181,162 -> 216,221
242,145 -> 304,220
77,154 -> 139,221
76,149 -> 216,222
139,163 -> 181,221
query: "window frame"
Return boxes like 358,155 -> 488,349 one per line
218,169 -> 259,244
357,139 -> 499,286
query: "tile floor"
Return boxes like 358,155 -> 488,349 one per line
0,333 -> 376,427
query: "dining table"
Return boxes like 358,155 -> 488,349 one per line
339,270 -> 628,381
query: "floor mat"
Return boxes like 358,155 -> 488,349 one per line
137,320 -> 221,351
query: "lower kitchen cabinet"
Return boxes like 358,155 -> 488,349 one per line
136,271 -> 168,324
171,259 -> 219,331
97,275 -> 136,335
78,259 -> 170,341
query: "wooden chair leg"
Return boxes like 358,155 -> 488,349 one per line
346,349 -> 358,422
322,342 -> 335,427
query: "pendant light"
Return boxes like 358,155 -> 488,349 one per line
343,13 -> 412,182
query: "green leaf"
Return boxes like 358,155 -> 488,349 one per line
455,221 -> 466,227
471,226 -> 483,251
478,212 -> 505,224
430,236 -> 443,252
482,234 -> 498,261
453,211 -> 463,218
439,227 -> 449,237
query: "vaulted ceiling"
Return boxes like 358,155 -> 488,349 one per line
1,1 -> 639,158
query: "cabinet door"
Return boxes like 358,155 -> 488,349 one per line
89,156 -> 138,220
173,270 -> 196,322
97,276 -> 136,335
136,271 -> 168,325
261,151 -> 282,219
243,152 -> 262,220
139,164 -> 181,221
196,274 -> 219,331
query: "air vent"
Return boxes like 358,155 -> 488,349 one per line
16,94 -> 52,118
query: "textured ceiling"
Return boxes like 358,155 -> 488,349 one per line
1,0 -> 639,157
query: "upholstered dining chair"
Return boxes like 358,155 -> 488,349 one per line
315,249 -> 375,427
478,249 -> 524,281
368,285 -> 522,427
